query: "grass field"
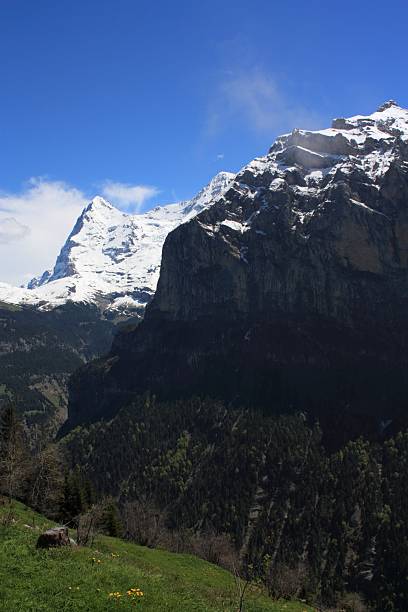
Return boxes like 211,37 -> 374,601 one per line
0,501 -> 315,612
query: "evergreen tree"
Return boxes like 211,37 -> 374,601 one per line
100,498 -> 123,537
60,467 -> 93,524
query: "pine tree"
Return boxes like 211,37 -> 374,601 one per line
60,467 -> 96,525
100,498 -> 123,537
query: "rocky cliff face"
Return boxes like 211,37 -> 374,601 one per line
65,102 -> 408,435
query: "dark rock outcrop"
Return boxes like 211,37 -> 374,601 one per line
64,102 -> 408,436
36,526 -> 71,548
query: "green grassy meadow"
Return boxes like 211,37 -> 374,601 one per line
0,501 -> 314,612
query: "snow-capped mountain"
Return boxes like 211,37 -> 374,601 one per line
148,100 -> 408,323
250,99 -> 408,193
65,100 -> 408,430
0,171 -> 234,314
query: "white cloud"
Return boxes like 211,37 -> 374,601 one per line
0,217 -> 30,244
102,181 -> 159,211
216,153 -> 225,160
205,69 -> 321,137
0,178 -> 86,285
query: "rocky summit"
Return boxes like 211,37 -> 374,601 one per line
66,102 -> 408,436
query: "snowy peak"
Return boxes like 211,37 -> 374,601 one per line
0,172 -> 234,314
186,171 -> 234,208
143,172 -> 234,224
377,99 -> 399,111
78,196 -> 123,229
180,171 -> 234,220
71,196 -> 125,242
185,102 -> 408,250
330,100 -> 408,142
86,195 -> 115,211
233,101 -> 408,199
268,101 -> 408,170
46,196 -> 127,285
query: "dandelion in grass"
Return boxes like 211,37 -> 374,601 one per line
126,587 -> 144,604
108,591 -> 122,603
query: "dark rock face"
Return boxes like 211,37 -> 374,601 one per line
36,526 -> 71,548
65,102 -> 408,435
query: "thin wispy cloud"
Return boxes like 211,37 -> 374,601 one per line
205,68 -> 322,138
0,217 -> 30,244
102,181 -> 159,212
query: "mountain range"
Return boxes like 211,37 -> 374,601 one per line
65,100 -> 408,437
0,171 -> 234,316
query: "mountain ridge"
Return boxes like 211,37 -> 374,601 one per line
0,172 -> 234,316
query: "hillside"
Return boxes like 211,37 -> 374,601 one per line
0,302 -> 115,441
62,396 -> 408,610
0,501 -> 313,612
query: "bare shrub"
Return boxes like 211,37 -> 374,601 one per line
28,444 -> 64,518
314,591 -> 368,612
337,592 -> 368,612
0,405 -> 30,524
122,499 -> 239,574
162,527 -> 195,554
189,531 -> 238,571
76,504 -> 103,547
264,560 -> 309,600
122,499 -> 168,548
232,563 -> 251,612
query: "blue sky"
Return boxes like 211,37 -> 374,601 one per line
1,0 -> 408,283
